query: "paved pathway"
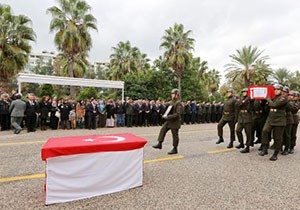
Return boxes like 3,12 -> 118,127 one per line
0,124 -> 299,210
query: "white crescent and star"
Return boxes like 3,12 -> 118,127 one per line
83,136 -> 125,143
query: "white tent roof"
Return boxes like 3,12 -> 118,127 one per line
17,73 -> 124,88
16,73 -> 124,99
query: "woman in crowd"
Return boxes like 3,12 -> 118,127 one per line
105,99 -> 115,128
49,97 -> 60,130
97,99 -> 106,128
76,100 -> 86,129
59,99 -> 71,129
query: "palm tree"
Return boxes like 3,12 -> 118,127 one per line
0,4 -> 36,93
47,0 -> 97,97
135,52 -> 150,72
152,56 -> 169,72
201,69 -> 221,95
198,61 -> 208,77
289,70 -> 300,91
251,60 -> 272,85
160,23 -> 195,93
108,41 -> 150,80
225,45 -> 270,87
57,52 -> 89,78
271,68 -> 292,85
188,57 -> 209,78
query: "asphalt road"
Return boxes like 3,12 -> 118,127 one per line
0,123 -> 299,210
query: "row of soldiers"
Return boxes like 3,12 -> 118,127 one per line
181,101 -> 224,124
111,99 -> 224,127
216,85 -> 300,161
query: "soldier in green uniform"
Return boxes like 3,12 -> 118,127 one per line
235,88 -> 253,153
282,86 -> 294,155
216,89 -> 237,148
152,88 -> 183,155
252,100 -> 268,145
259,84 -> 288,161
290,91 -> 300,154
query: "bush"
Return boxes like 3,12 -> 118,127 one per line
40,84 -> 54,97
77,87 -> 99,100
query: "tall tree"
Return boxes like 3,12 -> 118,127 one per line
160,23 -> 195,93
47,0 -> 97,97
271,68 -> 292,85
0,4 -> 36,93
251,60 -> 272,85
289,70 -> 300,91
199,61 -> 208,78
135,52 -> 151,72
108,41 -> 150,80
225,45 -> 270,87
181,62 -> 202,101
200,69 -> 221,97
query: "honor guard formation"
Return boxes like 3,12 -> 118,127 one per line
215,84 -> 299,161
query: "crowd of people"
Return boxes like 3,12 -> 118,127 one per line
1,86 -> 299,161
0,90 -> 224,134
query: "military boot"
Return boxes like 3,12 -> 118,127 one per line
152,142 -> 162,149
235,143 -> 245,149
281,146 -> 289,155
227,141 -> 234,148
240,146 -> 250,153
216,137 -> 224,144
270,151 -> 279,161
289,147 -> 294,154
254,139 -> 261,144
258,144 -> 268,156
168,147 -> 178,155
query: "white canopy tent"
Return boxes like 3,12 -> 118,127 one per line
16,73 -> 125,101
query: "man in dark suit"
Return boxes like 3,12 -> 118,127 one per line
152,88 -> 183,155
25,94 -> 38,132
9,93 -> 26,134
86,98 -> 97,129
0,93 -> 11,131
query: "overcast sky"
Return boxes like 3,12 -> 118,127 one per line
3,0 -> 300,77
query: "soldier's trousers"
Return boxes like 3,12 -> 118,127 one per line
126,115 -> 133,127
283,124 -> 292,149
157,123 -> 179,148
216,114 -> 222,122
262,124 -> 285,152
236,122 -> 253,146
217,119 -> 235,142
201,114 -> 206,123
206,113 -> 211,123
291,123 -> 298,148
252,117 -> 266,141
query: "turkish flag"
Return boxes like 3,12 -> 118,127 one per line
41,133 -> 147,160
248,86 -> 275,100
